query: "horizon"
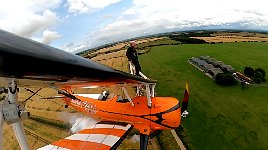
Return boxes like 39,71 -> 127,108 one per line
1,0 -> 268,53
76,28 -> 268,53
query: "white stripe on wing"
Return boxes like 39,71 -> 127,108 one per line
38,144 -> 70,150
65,134 -> 120,147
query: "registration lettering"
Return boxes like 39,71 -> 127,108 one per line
71,99 -> 96,114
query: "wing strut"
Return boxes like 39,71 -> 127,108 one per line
121,86 -> 134,106
145,84 -> 152,108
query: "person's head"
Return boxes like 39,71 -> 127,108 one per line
130,41 -> 137,48
103,90 -> 109,96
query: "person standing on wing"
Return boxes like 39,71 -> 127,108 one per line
126,41 -> 141,76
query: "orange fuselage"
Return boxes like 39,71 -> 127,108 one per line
63,95 -> 181,135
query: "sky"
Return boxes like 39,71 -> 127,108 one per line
0,0 -> 268,53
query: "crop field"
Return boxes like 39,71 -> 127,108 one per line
139,42 -> 268,150
192,36 -> 268,43
81,37 -> 165,59
192,31 -> 268,43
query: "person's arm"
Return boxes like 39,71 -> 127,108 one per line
126,47 -> 132,61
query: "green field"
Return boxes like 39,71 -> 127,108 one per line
139,42 -> 268,150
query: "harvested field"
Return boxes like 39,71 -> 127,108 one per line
192,36 -> 268,43
192,31 -> 268,43
82,37 -> 166,59
211,31 -> 268,38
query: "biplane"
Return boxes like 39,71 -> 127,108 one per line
0,29 -> 189,150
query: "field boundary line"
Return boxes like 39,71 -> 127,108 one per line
171,129 -> 186,150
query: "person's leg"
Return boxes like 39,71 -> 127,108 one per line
135,66 -> 140,76
134,62 -> 141,76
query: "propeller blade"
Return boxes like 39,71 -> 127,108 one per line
140,134 -> 149,150
12,121 -> 29,150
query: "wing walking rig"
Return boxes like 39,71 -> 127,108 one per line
0,30 -> 189,150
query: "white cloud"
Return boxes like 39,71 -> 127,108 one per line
67,0 -> 122,14
33,30 -> 62,44
63,0 -> 268,52
14,10 -> 58,38
41,30 -> 62,44
123,0 -> 268,25
0,0 -> 61,42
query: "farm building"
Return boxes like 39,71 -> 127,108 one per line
208,68 -> 224,77
199,55 -> 210,60
189,57 -> 208,71
233,72 -> 253,83
189,56 -> 236,78
205,58 -> 217,64
210,61 -> 225,68
199,56 -> 235,74
220,64 -> 235,73
202,64 -> 215,72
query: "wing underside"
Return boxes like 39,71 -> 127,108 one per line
38,121 -> 133,150
0,29 -> 156,88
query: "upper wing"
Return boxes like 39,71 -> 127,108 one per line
0,29 -> 156,88
38,121 -> 133,150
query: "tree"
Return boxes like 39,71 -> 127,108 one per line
244,67 -> 254,77
255,68 -> 266,78
215,73 -> 237,86
252,76 -> 261,84
254,68 -> 266,83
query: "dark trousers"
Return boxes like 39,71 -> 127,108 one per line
132,60 -> 141,76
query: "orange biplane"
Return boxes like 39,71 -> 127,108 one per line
0,29 -> 189,150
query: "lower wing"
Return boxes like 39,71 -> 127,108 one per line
38,121 -> 133,150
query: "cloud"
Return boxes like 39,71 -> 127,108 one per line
34,30 -> 62,44
63,0 -> 268,52
66,0 -> 122,14
14,10 -> 58,38
0,0 -> 61,42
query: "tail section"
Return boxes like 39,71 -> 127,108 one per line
181,83 -> 189,117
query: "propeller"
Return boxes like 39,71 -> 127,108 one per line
0,81 -> 31,150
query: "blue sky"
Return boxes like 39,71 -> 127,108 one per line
0,0 -> 268,53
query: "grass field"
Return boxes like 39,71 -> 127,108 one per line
139,42 -> 268,150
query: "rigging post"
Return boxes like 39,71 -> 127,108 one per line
151,84 -> 156,97
145,84 -> 152,108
